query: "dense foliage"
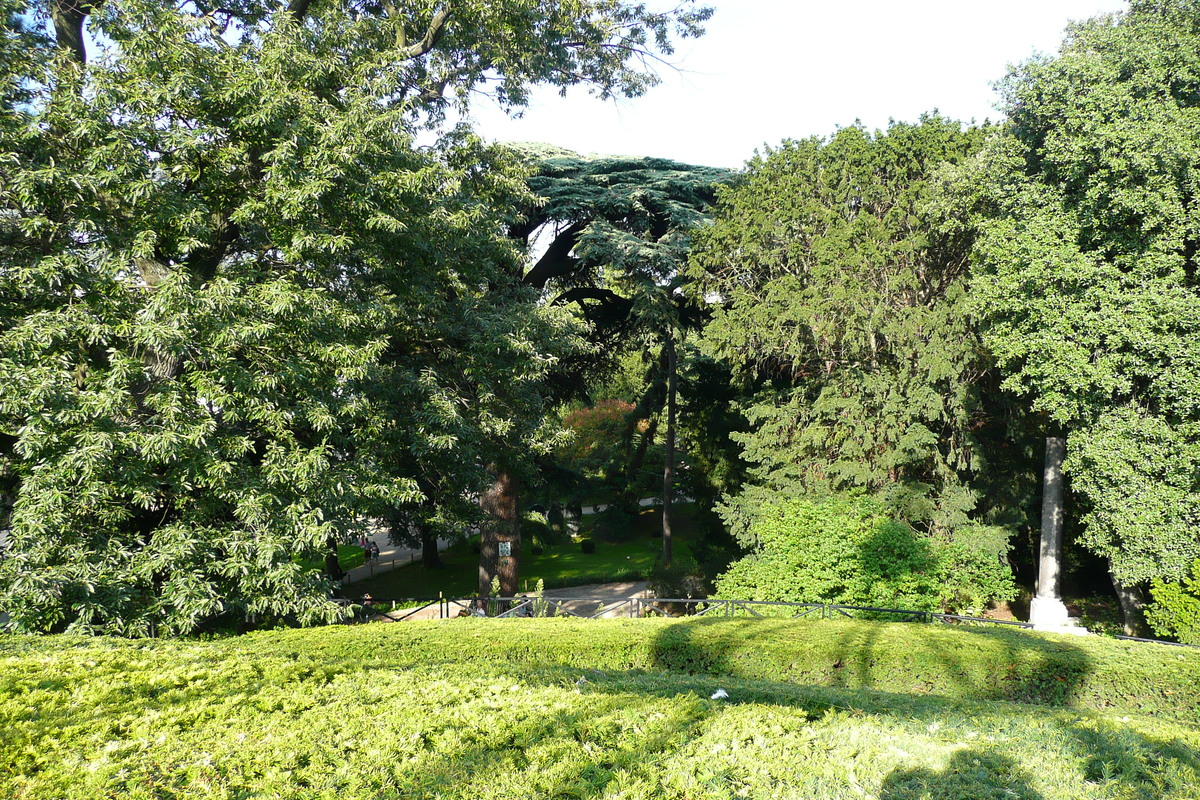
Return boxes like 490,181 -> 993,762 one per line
2,620 -> 1199,799
946,0 -> 1200,632
0,0 -> 710,634
688,118 -> 1030,610
1148,559 -> 1200,645
691,120 -> 1014,535
713,496 -> 1014,614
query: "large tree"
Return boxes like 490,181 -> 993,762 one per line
958,0 -> 1200,634
690,118 -> 1026,538
510,147 -> 732,563
0,0 -> 710,633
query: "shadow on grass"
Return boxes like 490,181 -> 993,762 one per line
880,750 -> 1044,800
6,632 -> 1200,800
647,617 -> 1096,710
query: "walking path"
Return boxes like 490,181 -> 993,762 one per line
341,528 -> 450,585
366,580 -> 652,622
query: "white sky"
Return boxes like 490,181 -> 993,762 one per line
465,0 -> 1130,168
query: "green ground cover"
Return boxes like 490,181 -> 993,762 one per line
294,544 -> 365,574
350,506 -> 693,599
2,619 -> 1198,799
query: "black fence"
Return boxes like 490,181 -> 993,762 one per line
333,595 -> 1038,628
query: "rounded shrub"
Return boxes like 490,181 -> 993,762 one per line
714,495 -> 1014,614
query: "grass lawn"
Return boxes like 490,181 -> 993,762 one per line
294,543 -> 364,573
349,504 -> 703,599
2,619 -> 1198,799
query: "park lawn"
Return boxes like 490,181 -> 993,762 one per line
2,619 -> 1199,800
349,504 -> 699,599
294,543 -> 364,573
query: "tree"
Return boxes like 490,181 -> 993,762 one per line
0,0 -> 711,634
510,146 -> 732,563
689,118 -> 1026,584
958,0 -> 1200,633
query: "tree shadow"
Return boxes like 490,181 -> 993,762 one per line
647,616 -> 1095,710
880,749 -> 1045,800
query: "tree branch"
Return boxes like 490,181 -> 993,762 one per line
551,286 -> 631,310
51,0 -> 100,65
523,219 -> 589,289
285,0 -> 312,20
401,6 -> 452,60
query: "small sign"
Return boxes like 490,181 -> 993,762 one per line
498,542 -> 512,558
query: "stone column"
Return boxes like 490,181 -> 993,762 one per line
1030,436 -> 1073,629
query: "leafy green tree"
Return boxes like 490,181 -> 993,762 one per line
689,118 -> 1024,580
956,0 -> 1200,633
0,0 -> 710,633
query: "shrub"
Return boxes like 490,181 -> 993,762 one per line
522,512 -> 559,549
529,546 -> 545,557
1147,559 -> 1200,644
935,536 -> 1017,615
595,505 -> 637,541
648,552 -> 708,602
580,539 -> 596,554
713,495 -> 1013,613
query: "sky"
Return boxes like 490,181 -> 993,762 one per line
465,0 -> 1130,169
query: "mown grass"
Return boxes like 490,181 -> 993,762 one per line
294,544 -> 365,573
2,619 -> 1199,799
349,505 -> 696,599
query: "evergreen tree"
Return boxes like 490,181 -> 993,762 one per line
510,147 -> 733,562
691,118 -> 1023,547
0,0 -> 710,633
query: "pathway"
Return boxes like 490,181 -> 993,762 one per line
361,580 -> 652,622
341,528 -> 451,585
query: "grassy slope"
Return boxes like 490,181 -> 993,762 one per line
2,619 -> 1199,799
350,506 -> 693,598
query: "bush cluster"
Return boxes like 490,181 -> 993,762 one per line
1149,559 -> 1200,645
714,496 -> 1014,614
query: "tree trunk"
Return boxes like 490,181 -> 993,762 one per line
420,527 -> 442,569
1030,435 -> 1070,627
479,467 -> 520,598
662,333 -> 677,568
621,416 -> 658,512
1110,569 -> 1148,637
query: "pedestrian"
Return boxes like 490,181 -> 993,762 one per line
368,541 -> 380,561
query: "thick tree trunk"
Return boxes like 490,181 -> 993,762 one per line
1110,569 -> 1148,637
1030,435 -> 1070,627
420,527 -> 442,569
662,333 -> 677,568
479,467 -> 520,598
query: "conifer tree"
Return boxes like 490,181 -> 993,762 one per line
690,117 -> 1024,609
0,0 -> 710,633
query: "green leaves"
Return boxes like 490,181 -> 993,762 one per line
691,118 -> 1011,544
965,0 -> 1200,592
0,0 -> 707,634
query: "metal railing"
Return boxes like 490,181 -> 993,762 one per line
333,595 -> 1037,628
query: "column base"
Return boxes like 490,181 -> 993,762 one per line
1029,595 -> 1089,635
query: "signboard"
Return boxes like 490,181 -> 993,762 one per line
498,541 -> 512,558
